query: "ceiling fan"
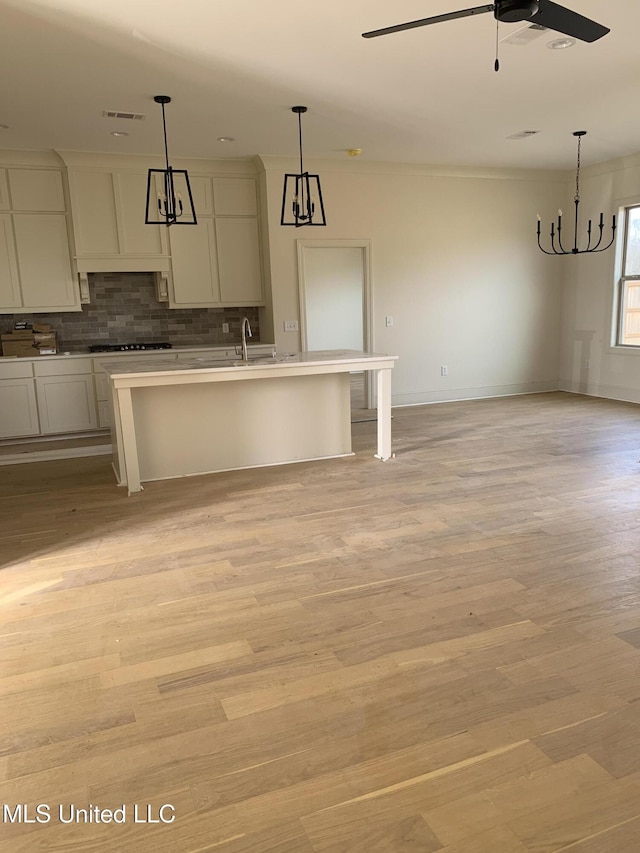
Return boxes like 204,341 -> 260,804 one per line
362,1 -> 609,68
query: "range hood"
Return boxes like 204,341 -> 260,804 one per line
75,257 -> 171,274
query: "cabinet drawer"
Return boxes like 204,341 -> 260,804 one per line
0,360 -> 34,379
34,357 -> 93,376
93,353 -> 177,371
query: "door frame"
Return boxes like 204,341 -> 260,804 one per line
296,238 -> 374,405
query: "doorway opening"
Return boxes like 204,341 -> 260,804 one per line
297,240 -> 373,412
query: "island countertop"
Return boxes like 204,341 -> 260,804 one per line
102,349 -> 397,381
106,349 -> 398,493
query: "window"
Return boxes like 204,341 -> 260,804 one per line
618,204 -> 640,346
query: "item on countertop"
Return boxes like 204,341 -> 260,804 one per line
1,328 -> 57,357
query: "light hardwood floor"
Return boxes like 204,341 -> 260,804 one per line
1,391 -> 640,852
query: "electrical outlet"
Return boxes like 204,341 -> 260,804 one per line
441,365 -> 448,376
222,322 -> 229,334
385,316 -> 393,327
283,320 -> 299,332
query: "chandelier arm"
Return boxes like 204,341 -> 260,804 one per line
537,232 -> 557,255
550,226 -> 562,255
590,221 -> 605,251
556,218 -> 568,255
592,226 -> 617,253
585,219 -> 593,252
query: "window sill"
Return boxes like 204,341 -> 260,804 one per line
605,345 -> 640,356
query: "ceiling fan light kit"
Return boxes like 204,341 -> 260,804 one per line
362,1 -> 610,70
537,132 -> 616,256
281,106 -> 326,228
144,95 -> 197,227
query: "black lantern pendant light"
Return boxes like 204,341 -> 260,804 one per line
537,131 -> 616,255
281,106 -> 326,227
145,95 -> 197,227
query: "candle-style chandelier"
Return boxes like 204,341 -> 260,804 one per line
144,95 -> 197,227
537,131 -> 616,255
280,106 -> 326,227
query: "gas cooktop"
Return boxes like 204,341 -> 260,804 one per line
88,342 -> 172,353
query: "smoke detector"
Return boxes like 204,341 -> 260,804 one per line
507,130 -> 540,140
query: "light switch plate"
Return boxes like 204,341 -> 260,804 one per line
283,320 -> 299,332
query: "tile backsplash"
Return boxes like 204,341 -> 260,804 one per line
1,273 -> 261,352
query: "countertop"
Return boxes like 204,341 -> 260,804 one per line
103,350 -> 397,379
0,343 -> 274,362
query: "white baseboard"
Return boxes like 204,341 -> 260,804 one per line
392,380 -> 560,408
0,444 -> 112,466
559,380 -> 640,406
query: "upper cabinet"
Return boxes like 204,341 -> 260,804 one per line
8,169 -> 66,211
0,163 -> 80,314
67,167 -> 169,271
167,175 -> 263,308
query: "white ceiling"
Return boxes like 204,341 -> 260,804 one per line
0,1 -> 637,170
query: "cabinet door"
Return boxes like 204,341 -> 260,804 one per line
8,169 -> 66,211
189,176 -> 213,216
97,399 -> 111,429
0,213 -> 21,309
213,178 -> 257,216
13,214 -> 79,310
0,378 -> 40,438
0,170 -> 9,211
69,170 -> 120,255
216,218 -> 263,304
169,219 -> 221,306
116,172 -> 166,255
36,374 -> 97,434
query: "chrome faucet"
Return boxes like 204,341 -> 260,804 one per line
240,316 -> 252,362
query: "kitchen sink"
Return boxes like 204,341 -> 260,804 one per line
187,354 -> 293,368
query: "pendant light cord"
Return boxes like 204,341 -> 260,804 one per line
575,134 -> 581,203
494,18 -> 500,72
161,101 -> 170,172
298,110 -> 304,175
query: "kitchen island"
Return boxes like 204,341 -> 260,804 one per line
104,350 -> 397,493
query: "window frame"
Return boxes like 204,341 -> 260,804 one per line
616,203 -> 640,349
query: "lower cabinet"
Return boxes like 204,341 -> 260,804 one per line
0,371 -> 39,438
34,358 -> 97,434
0,347 -> 277,440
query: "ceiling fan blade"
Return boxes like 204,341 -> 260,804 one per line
362,4 -> 494,39
530,0 -> 609,42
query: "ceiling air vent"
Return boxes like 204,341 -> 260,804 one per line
507,130 -> 540,140
103,110 -> 146,121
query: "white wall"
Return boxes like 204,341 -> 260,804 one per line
559,152 -> 640,405
258,157 -> 566,406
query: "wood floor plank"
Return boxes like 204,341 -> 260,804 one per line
2,392 -> 640,851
